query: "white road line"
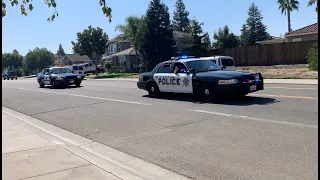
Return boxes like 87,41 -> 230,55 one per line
266,87 -> 318,90
3,86 -> 151,106
250,93 -> 318,100
191,109 -> 318,129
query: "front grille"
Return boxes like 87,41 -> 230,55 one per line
66,76 -> 77,80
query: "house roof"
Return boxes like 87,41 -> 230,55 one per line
108,35 -> 130,43
285,23 -> 318,37
109,47 -> 136,57
65,54 -> 92,61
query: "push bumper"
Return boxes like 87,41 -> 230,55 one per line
55,79 -> 82,86
215,80 -> 263,95
137,81 -> 148,91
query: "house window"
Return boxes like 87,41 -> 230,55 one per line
293,38 -> 302,42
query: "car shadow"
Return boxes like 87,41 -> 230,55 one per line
39,85 -> 83,89
142,93 -> 279,106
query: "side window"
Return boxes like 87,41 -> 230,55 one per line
44,69 -> 49,74
156,63 -> 172,73
73,66 -> 78,70
173,62 -> 187,73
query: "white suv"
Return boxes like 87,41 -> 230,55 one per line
200,56 -> 236,71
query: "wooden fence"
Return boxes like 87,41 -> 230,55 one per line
220,40 -> 317,66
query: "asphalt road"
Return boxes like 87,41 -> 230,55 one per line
2,79 -> 318,180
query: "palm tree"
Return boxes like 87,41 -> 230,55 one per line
278,0 -> 299,33
308,0 -> 318,19
115,16 -> 146,71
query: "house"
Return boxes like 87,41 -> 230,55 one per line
102,30 -> 189,72
256,36 -> 288,45
285,23 -> 318,42
54,54 -> 92,65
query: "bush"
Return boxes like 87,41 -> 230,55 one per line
307,43 -> 318,71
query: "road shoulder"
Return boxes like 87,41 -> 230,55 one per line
2,106 -> 190,180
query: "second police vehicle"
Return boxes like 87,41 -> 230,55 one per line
137,56 -> 263,102
37,66 -> 83,88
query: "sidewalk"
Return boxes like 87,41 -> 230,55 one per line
2,107 -> 190,180
2,112 -> 121,180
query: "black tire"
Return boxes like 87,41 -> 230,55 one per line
15,77 -> 17,80
199,83 -> 215,102
75,82 -> 81,87
147,82 -> 160,97
11,78 -> 13,80
51,80 -> 57,89
39,81 -> 44,88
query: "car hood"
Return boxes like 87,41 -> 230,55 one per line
52,73 -> 80,77
196,70 -> 257,79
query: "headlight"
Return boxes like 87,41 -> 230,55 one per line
57,77 -> 64,80
139,75 -> 143,81
77,76 -> 81,79
218,79 -> 239,85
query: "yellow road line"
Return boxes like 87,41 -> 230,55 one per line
250,93 -> 318,100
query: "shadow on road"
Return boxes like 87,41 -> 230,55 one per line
39,85 -> 83,89
143,93 -> 279,106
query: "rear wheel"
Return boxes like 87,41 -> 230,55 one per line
147,82 -> 160,97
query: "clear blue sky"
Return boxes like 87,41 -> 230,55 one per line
2,0 -> 317,56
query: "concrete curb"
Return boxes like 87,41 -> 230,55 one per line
2,106 -> 191,180
86,78 -> 318,85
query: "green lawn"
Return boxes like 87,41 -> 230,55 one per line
85,73 -> 139,79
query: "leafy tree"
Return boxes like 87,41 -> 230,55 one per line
307,42 -> 318,71
2,50 -> 23,71
278,0 -> 299,33
239,24 -> 248,46
245,3 -> 271,46
23,48 -> 54,74
56,43 -> 65,57
213,25 -> 239,49
71,26 -> 109,73
115,15 -> 147,70
2,0 -> 112,22
172,0 -> 190,32
140,0 -> 175,70
185,18 -> 211,56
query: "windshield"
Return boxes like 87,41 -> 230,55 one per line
221,58 -> 234,66
186,60 -> 221,73
49,68 -> 72,74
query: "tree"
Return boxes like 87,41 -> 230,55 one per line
213,25 -> 239,49
172,0 -> 190,32
2,0 -> 112,22
71,26 -> 108,74
115,15 -> 147,70
246,3 -> 271,46
140,0 -> 175,70
308,0 -> 318,11
56,44 -> 65,57
185,18 -> 211,56
278,0 -> 299,33
23,48 -> 54,75
2,50 -> 23,71
239,24 -> 248,46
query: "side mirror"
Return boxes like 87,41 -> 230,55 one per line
189,68 -> 195,74
221,66 -> 226,70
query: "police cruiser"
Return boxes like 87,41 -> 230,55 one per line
37,66 -> 83,88
137,56 -> 263,102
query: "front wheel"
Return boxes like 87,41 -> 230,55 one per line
199,83 -> 215,102
51,80 -> 57,89
147,82 -> 160,97
75,82 -> 81,87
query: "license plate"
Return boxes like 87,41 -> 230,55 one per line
250,85 -> 257,91
69,80 -> 74,84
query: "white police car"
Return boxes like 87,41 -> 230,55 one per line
137,56 -> 263,102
